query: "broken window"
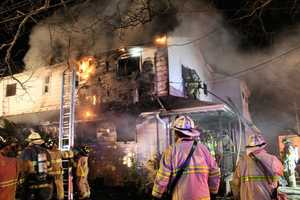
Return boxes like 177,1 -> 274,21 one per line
43,76 -> 50,94
117,56 -> 140,77
6,83 -> 16,97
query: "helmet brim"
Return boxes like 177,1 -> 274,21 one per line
30,139 -> 45,145
173,128 -> 200,137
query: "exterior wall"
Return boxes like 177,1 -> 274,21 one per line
77,46 -> 164,112
0,64 -> 64,117
0,47 -> 163,119
136,116 -> 169,166
212,79 -> 243,110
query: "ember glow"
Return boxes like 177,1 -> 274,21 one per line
155,35 -> 167,46
85,110 -> 95,119
85,111 -> 91,118
77,56 -> 96,80
92,95 -> 97,105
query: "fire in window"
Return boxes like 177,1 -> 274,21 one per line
43,76 -> 50,94
117,56 -> 140,77
6,83 -> 16,97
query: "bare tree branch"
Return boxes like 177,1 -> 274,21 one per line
3,0 -> 52,92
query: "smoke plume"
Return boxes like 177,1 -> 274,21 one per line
24,0 -> 178,69
172,1 -> 300,154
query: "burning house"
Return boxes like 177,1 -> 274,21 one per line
0,9 -> 253,184
0,40 -> 251,186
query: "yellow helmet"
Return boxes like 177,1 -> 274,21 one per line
246,134 -> 266,148
27,130 -> 44,145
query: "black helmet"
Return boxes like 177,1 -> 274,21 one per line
79,145 -> 91,156
0,136 -> 8,149
44,138 -> 55,149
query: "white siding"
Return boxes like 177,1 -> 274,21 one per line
0,64 -> 65,117
167,13 -> 214,102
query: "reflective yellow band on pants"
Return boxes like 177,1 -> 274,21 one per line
29,183 -> 50,189
241,175 -> 279,182
0,179 -> 18,188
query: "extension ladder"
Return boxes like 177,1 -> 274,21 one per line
59,68 -> 76,200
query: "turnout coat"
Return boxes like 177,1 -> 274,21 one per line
152,138 -> 221,200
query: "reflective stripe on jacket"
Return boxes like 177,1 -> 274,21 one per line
47,149 -> 63,177
76,156 -> 90,199
48,148 -> 64,200
152,138 -> 220,200
76,156 -> 89,178
0,154 -> 20,200
231,149 -> 283,200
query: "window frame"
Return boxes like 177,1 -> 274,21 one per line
117,55 -> 141,78
6,83 -> 17,97
43,75 -> 51,95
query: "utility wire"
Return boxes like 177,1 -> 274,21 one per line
208,43 -> 300,83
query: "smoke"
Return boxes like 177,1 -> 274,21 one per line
24,0 -> 178,69
170,1 -> 300,154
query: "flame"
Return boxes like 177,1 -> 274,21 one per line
77,56 -> 96,80
85,111 -> 91,118
155,35 -> 167,46
92,95 -> 97,105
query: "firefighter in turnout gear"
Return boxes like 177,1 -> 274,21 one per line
152,116 -> 221,200
0,135 -> 29,200
231,134 -> 284,200
21,130 -> 53,200
44,138 -> 64,200
74,145 -> 91,199
282,138 -> 298,187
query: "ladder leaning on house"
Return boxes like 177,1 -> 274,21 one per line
59,68 -> 76,200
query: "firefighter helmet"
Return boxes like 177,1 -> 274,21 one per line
27,130 -> 44,145
44,138 -> 54,149
246,134 -> 266,148
79,145 -> 91,156
0,135 -> 8,149
283,138 -> 292,144
172,115 -> 200,137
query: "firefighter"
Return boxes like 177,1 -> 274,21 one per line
216,133 -> 235,196
21,130 -> 53,200
44,138 -> 64,200
74,145 -> 91,200
0,135 -> 22,200
145,153 -> 161,194
152,115 -> 221,200
282,139 -> 298,187
231,134 -> 284,200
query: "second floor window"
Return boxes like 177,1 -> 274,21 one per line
43,76 -> 50,94
6,83 -> 16,97
117,56 -> 140,77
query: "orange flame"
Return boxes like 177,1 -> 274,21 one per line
77,56 -> 96,80
155,35 -> 167,46
92,95 -> 97,105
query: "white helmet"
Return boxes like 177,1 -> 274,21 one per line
171,115 -> 200,137
27,130 -> 44,145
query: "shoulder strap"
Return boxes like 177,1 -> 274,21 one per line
168,139 -> 198,195
249,152 -> 273,184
